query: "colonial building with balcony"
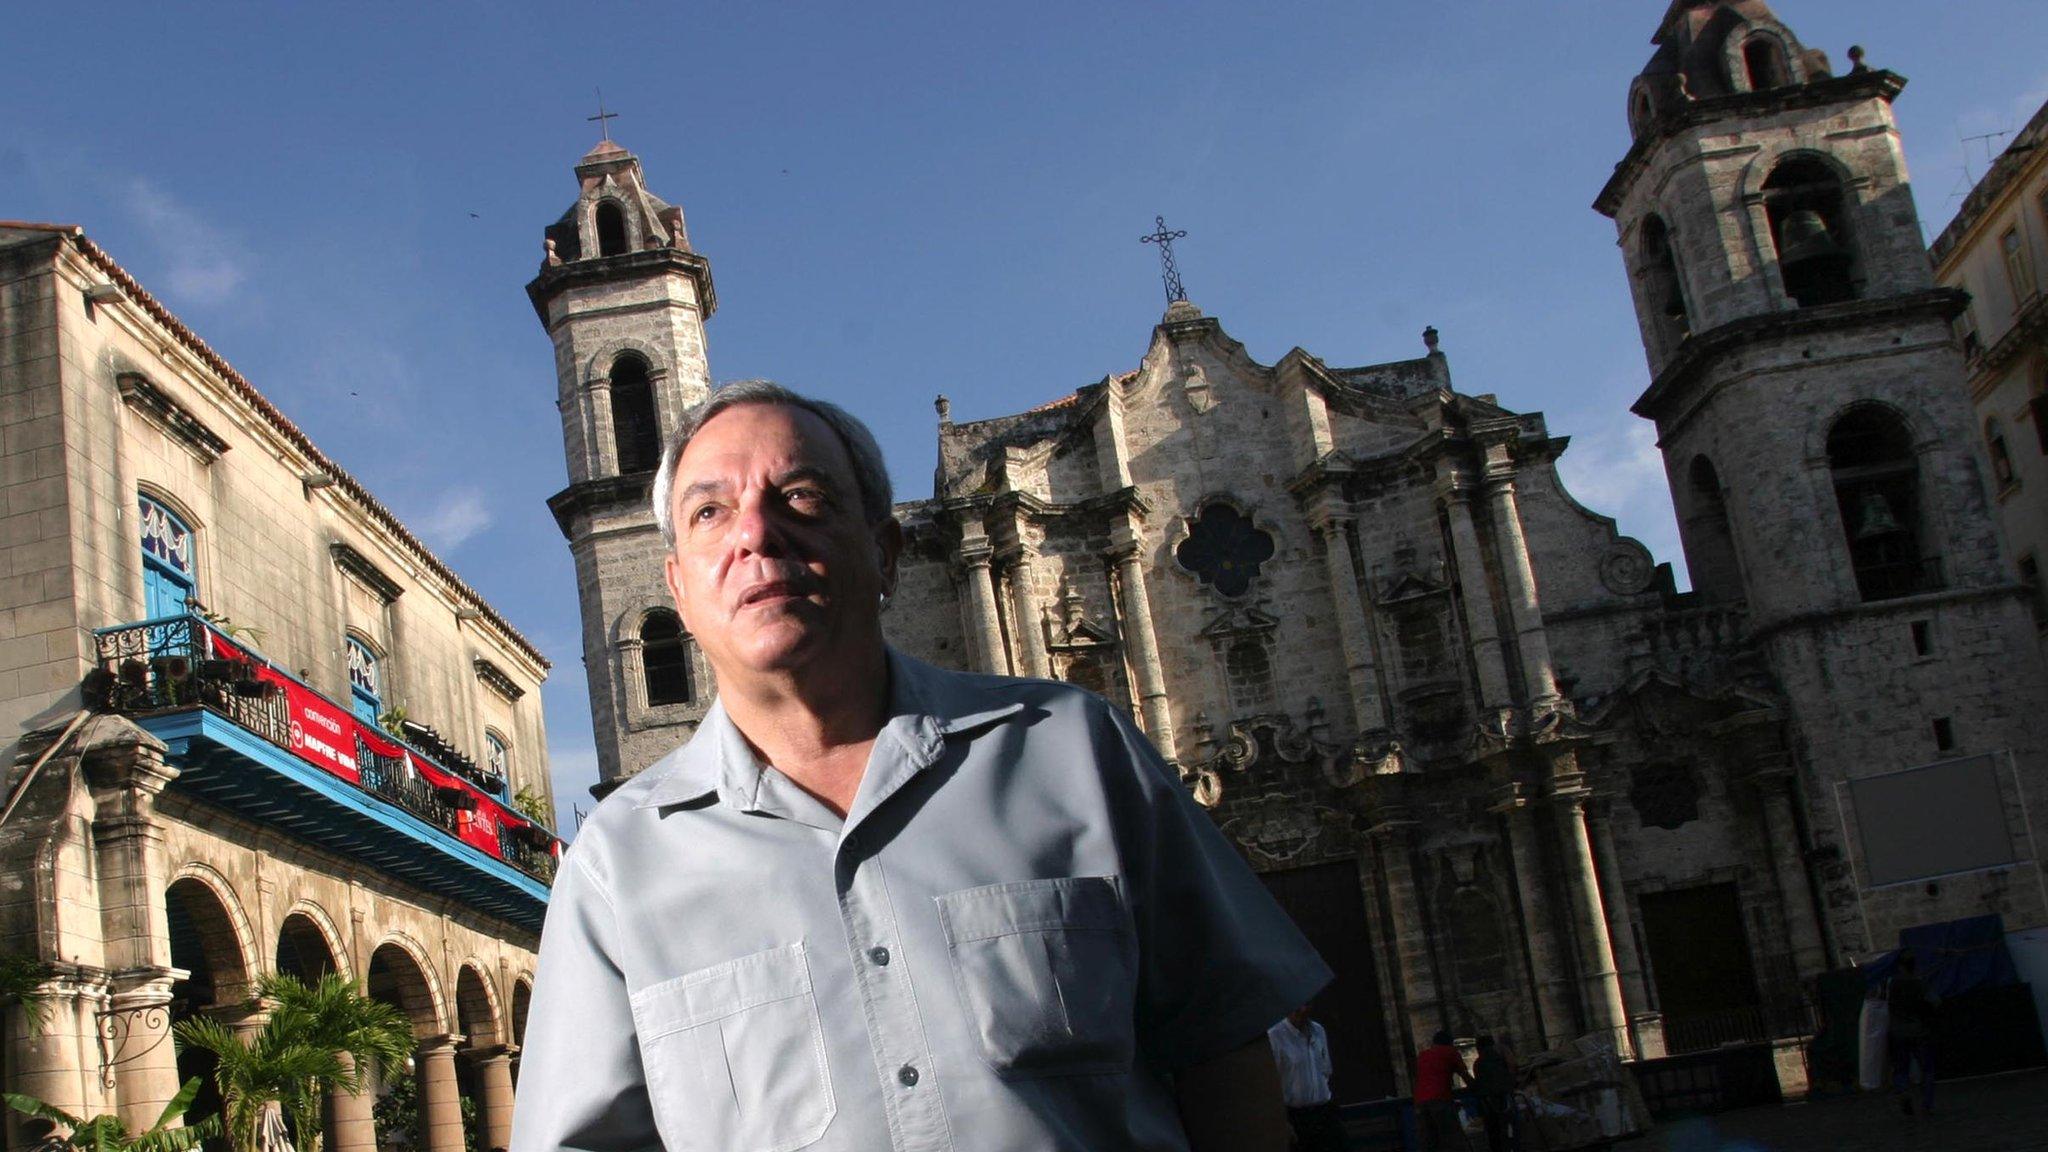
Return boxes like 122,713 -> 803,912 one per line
0,222 -> 557,1151
1931,95 -> 2048,664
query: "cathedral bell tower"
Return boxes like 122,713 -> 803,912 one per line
1597,2 -> 2048,953
529,138 -> 717,792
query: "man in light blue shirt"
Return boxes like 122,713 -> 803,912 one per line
512,382 -> 1330,1152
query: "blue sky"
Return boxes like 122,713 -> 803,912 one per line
6,2 -> 2045,830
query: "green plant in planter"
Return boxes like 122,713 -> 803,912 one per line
511,787 -> 552,827
186,600 -> 267,647
377,705 -> 409,741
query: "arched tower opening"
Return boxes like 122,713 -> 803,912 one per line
595,201 -> 628,257
1763,157 -> 1858,308
276,911 -> 340,982
609,353 -> 660,475
640,610 -> 693,707
1742,37 -> 1789,91
1827,407 -> 1937,600
1640,214 -> 1690,351
1683,456 -> 1744,602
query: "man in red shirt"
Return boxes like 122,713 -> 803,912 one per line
1414,1029 -> 1473,1151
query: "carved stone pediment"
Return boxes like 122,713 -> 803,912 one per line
1198,602 -> 1280,641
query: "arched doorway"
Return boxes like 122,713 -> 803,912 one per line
164,875 -> 256,1139
367,942 -> 449,1152
455,965 -> 506,1151
275,911 -> 340,983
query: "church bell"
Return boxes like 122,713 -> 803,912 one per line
1777,210 -> 1846,268
1852,490 -> 1902,540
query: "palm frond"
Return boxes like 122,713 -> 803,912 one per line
3,1090 -> 87,1130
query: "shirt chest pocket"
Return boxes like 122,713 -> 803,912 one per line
630,943 -> 835,1152
936,876 -> 1137,1078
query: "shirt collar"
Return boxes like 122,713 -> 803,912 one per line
632,647 -> 1025,812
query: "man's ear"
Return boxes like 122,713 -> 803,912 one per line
874,517 -> 904,598
664,550 -> 689,616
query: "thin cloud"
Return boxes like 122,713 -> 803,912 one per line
413,487 -> 494,551
122,179 -> 249,306
1554,411 -> 1691,589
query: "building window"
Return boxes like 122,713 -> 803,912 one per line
641,611 -> 692,707
485,732 -> 509,792
610,353 -> 661,475
1764,158 -> 1857,308
1630,761 -> 1702,830
1828,406 -> 1938,600
1987,418 -> 2016,489
2020,553 -> 2048,631
2004,227 -> 2037,304
1224,637 -> 1274,714
596,201 -> 628,257
1955,305 -> 1982,360
1174,502 -> 1275,598
347,637 -> 381,724
139,495 -> 197,619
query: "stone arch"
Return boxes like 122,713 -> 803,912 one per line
580,336 -> 670,386
135,481 -> 208,612
1635,212 -> 1690,350
509,976 -> 533,1049
454,962 -> 501,1048
164,866 -> 257,1007
274,900 -> 349,982
1724,25 -> 1798,92
1824,403 -> 1942,601
1626,77 -> 1657,140
593,198 -> 631,257
1802,397 -> 1931,464
1683,455 -> 1744,603
366,935 -> 448,1038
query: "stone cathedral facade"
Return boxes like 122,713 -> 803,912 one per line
536,2 -> 2048,1099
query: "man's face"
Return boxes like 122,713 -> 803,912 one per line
663,402 -> 899,686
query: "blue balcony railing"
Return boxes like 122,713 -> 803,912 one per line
91,613 -> 557,886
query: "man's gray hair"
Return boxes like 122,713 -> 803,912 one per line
651,380 -> 895,549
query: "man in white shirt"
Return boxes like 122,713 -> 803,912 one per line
1267,1005 -> 1344,1151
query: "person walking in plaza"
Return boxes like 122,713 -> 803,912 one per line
511,381 -> 1332,1152
1887,952 -> 1939,1116
1414,1030 -> 1472,1151
1471,1035 -> 1516,1152
1268,1005 -> 1345,1151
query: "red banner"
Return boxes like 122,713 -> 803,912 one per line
198,623 -> 551,864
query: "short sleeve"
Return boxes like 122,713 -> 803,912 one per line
1095,700 -> 1333,1069
508,847 -> 662,1152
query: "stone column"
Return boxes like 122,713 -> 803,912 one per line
1498,799 -> 1576,1047
1313,515 -> 1388,733
1586,802 -> 1655,1042
83,729 -> 185,1131
1004,555 -> 1051,679
1369,816 -> 1443,1049
1108,520 -> 1175,753
417,1037 -> 465,1152
1756,771 -> 1830,981
325,1053 -> 377,1152
474,1047 -> 516,1152
6,971 -> 109,1142
1440,480 -> 1513,709
617,636 -> 646,713
958,532 -> 1008,675
1556,791 -> 1631,1056
586,378 -> 617,477
1481,463 -> 1561,704
105,974 -> 183,1135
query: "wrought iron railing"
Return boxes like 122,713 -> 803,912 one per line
1660,1001 -> 1817,1055
92,614 -> 558,884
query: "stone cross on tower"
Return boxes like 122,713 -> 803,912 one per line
1140,215 -> 1189,304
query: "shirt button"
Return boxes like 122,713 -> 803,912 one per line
897,1064 -> 919,1087
869,946 -> 891,966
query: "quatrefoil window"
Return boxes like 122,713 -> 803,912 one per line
1175,503 -> 1275,598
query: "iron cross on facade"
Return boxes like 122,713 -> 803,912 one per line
589,89 -> 619,141
1140,215 -> 1190,304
